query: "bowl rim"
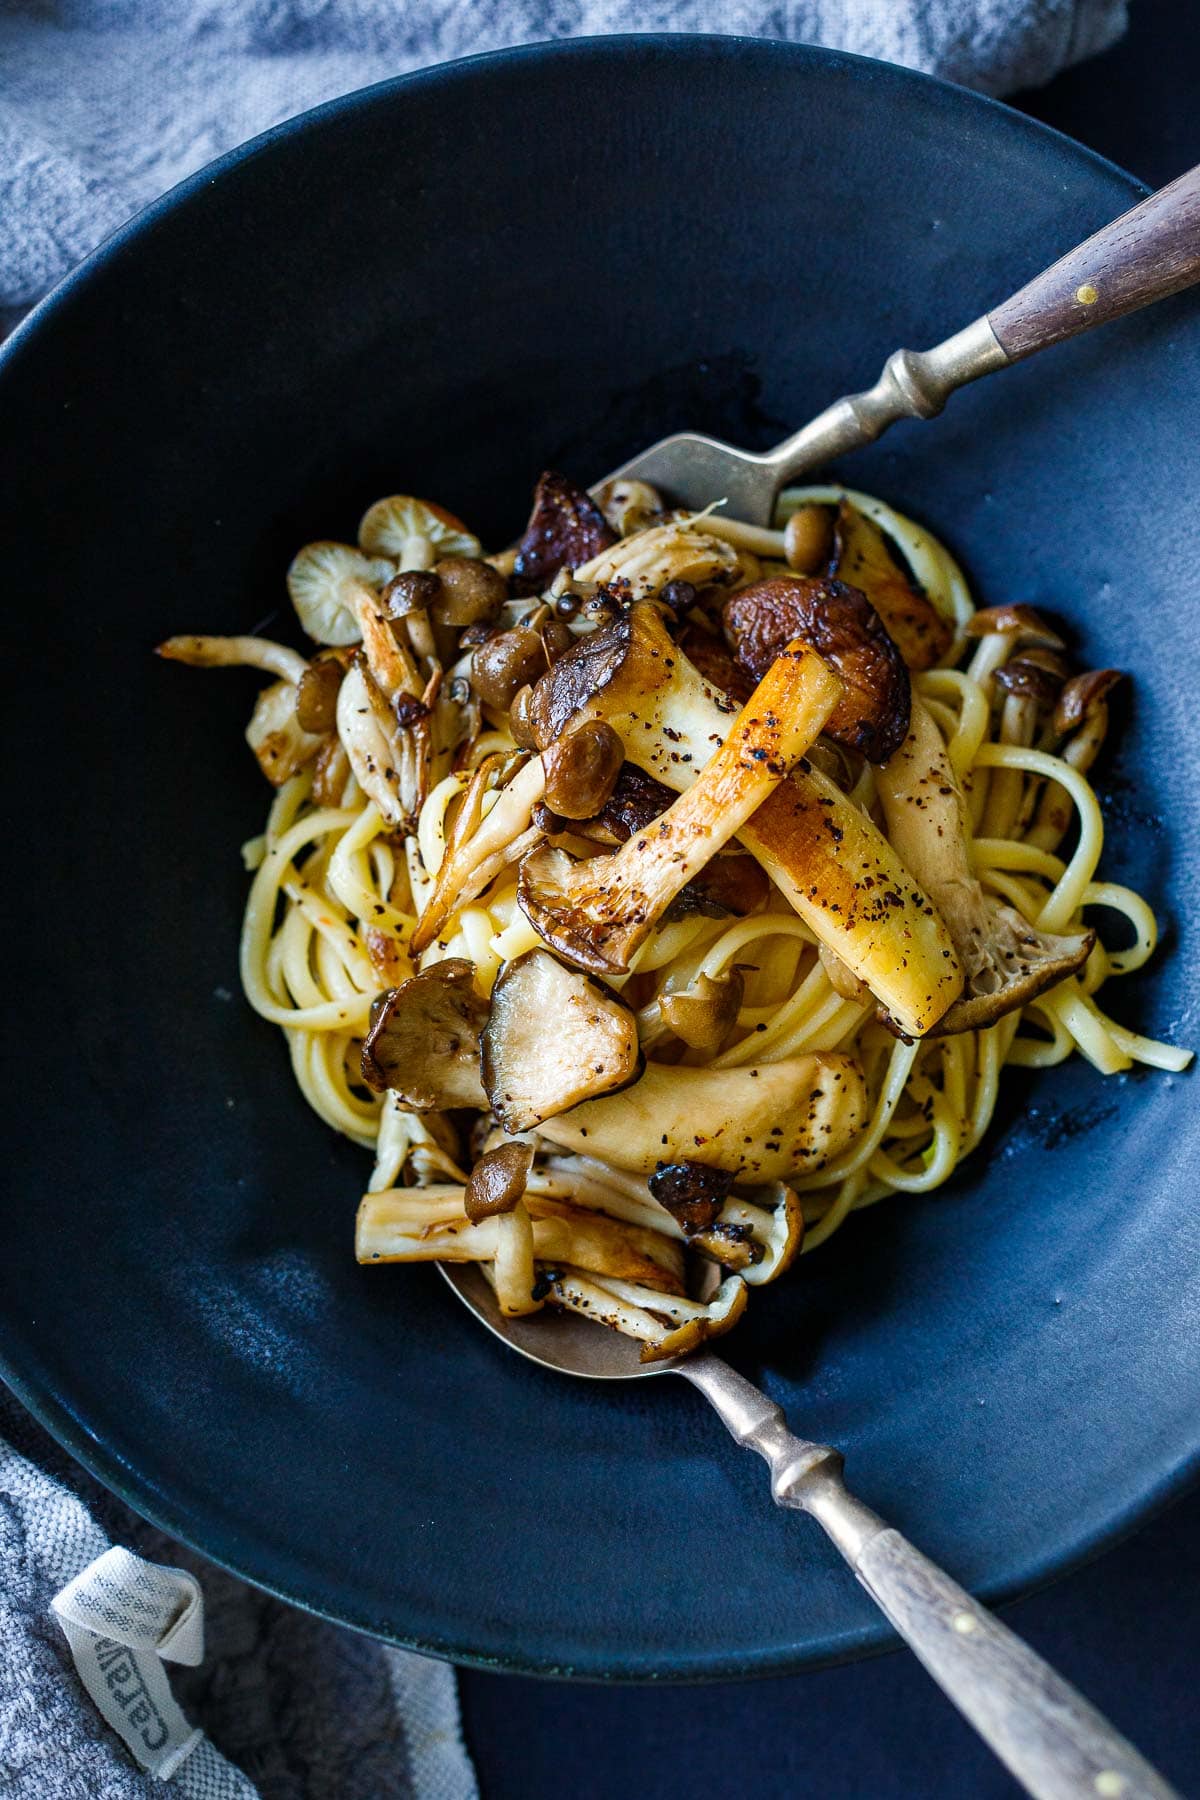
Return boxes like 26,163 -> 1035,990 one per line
4,33 -> 1193,1685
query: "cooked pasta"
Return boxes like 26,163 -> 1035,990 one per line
161,470 -> 1190,1359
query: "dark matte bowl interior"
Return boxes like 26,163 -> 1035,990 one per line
1,37 -> 1198,1680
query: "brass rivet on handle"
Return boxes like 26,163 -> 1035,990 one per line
1076,283 -> 1100,305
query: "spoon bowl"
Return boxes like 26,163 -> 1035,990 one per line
437,1263 -> 667,1380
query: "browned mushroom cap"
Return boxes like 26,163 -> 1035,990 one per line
295,654 -> 346,732
471,626 -> 547,710
827,501 -> 952,671
360,959 -> 488,1107
928,904 -> 1095,1036
464,1141 -> 534,1223
992,647 -> 1073,709
639,1275 -> 749,1362
1054,667 -> 1125,736
965,603 -> 1065,648
675,622 -> 755,706
657,970 -> 745,1053
431,556 -> 508,628
723,574 -> 911,763
481,949 -> 642,1133
647,1160 -> 734,1234
541,719 -> 624,819
512,470 -> 618,596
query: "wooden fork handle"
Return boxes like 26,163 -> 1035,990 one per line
988,163 -> 1200,361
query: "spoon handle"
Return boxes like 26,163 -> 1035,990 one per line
988,163 -> 1200,361
680,1352 -> 1179,1800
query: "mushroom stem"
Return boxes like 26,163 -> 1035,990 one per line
518,642 -> 841,975
156,634 -> 310,685
410,754 -> 547,954
877,700 -> 1093,1033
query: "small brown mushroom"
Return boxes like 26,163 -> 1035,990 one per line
481,949 -> 643,1132
542,720 -> 624,819
784,503 -> 836,573
471,627 -> 547,710
295,655 -> 346,733
1028,668 -> 1126,853
655,970 -> 745,1054
965,603 -> 1065,648
431,556 -> 508,628
384,569 -> 443,620
512,470 -> 618,596
723,574 -> 911,763
360,959 -> 488,1108
464,1142 -> 535,1223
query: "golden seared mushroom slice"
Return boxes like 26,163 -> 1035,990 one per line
723,574 -> 911,764
287,542 -> 396,646
537,1052 -> 867,1181
358,495 -> 481,567
480,949 -> 643,1134
360,958 -> 488,1108
827,500 -> 953,671
526,602 -> 962,1037
518,642 -> 842,975
877,700 -> 1094,1035
511,470 -> 618,596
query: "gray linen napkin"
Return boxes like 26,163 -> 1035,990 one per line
0,1 -> 1127,1794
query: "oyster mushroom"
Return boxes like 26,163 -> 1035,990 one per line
336,657 -> 432,828
481,950 -> 643,1132
410,752 -> 547,954
245,678 -> 326,785
876,700 -> 1093,1033
535,1052 -> 868,1180
723,573 -> 911,762
359,958 -> 488,1108
572,517 -> 741,600
518,641 -> 841,974
527,603 -> 962,1036
286,541 -> 396,646
512,470 -> 617,596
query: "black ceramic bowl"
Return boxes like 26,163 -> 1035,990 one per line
1,37 -> 1198,1680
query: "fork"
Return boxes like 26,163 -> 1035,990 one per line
600,163 -> 1200,522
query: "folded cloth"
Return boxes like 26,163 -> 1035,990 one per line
0,0 -> 1126,326
0,0 -> 1126,1793
0,1388 -> 477,1799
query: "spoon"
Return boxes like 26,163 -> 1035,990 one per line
601,163 -> 1200,521
440,1261 -> 1178,1800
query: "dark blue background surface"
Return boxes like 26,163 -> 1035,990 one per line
457,5 -> 1200,1792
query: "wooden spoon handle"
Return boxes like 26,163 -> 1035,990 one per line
988,163 -> 1200,361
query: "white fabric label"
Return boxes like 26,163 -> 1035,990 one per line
52,1546 -> 207,1780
